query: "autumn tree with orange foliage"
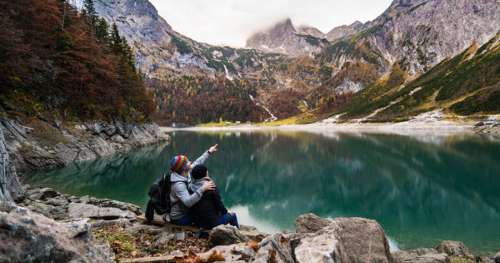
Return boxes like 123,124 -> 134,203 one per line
0,0 -> 154,123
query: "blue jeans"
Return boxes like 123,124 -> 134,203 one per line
172,214 -> 194,226
217,213 -> 239,228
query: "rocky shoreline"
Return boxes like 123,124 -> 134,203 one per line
473,119 -> 500,136
0,118 -> 170,173
1,186 -> 499,262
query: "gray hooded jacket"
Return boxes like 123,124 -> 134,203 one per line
169,151 -> 210,221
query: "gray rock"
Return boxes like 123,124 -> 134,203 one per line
494,252 -> 500,263
68,202 -> 136,220
208,225 -> 250,248
0,122 -> 23,202
61,218 -> 92,238
24,200 -> 68,220
239,225 -> 268,242
0,205 -> 112,262
393,249 -> 448,263
295,213 -> 332,233
252,233 -> 299,263
436,240 -> 473,258
85,198 -> 142,215
45,196 -> 70,207
294,217 -> 393,263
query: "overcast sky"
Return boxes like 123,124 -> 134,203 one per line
149,0 -> 393,47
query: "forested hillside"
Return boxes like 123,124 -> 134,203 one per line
0,0 -> 154,123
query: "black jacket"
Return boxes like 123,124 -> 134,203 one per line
188,186 -> 228,229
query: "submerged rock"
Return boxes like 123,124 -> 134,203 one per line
0,204 -> 112,262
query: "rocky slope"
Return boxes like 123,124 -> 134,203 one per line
0,118 -> 169,172
319,0 -> 500,75
246,18 -> 329,56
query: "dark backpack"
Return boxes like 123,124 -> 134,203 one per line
145,173 -> 172,222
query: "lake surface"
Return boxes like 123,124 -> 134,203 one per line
27,130 -> 500,252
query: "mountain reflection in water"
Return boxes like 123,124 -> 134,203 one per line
27,131 -> 500,252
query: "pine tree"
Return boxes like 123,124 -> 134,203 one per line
120,36 -> 135,68
83,0 -> 97,26
95,17 -> 109,43
109,23 -> 123,54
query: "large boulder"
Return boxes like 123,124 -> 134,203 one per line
294,216 -> 393,263
495,252 -> 500,263
295,213 -> 332,233
208,225 -> 249,248
0,204 -> 112,262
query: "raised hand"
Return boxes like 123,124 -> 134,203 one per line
208,144 -> 218,154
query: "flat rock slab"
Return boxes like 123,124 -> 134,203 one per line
68,202 -> 136,220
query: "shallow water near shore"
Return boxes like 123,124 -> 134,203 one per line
27,130 -> 500,252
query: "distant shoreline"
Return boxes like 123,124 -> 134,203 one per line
161,120 -> 477,137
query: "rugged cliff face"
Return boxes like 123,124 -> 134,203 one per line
0,121 -> 23,202
0,118 -> 169,172
246,18 -> 329,56
320,0 -> 500,75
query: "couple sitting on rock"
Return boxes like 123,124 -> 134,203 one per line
168,144 -> 239,229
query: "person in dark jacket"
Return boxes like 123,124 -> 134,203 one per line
189,165 -> 239,229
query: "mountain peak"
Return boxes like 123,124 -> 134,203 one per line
246,18 -> 326,56
268,18 -> 297,35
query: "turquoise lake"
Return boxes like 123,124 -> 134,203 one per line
27,131 -> 500,252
